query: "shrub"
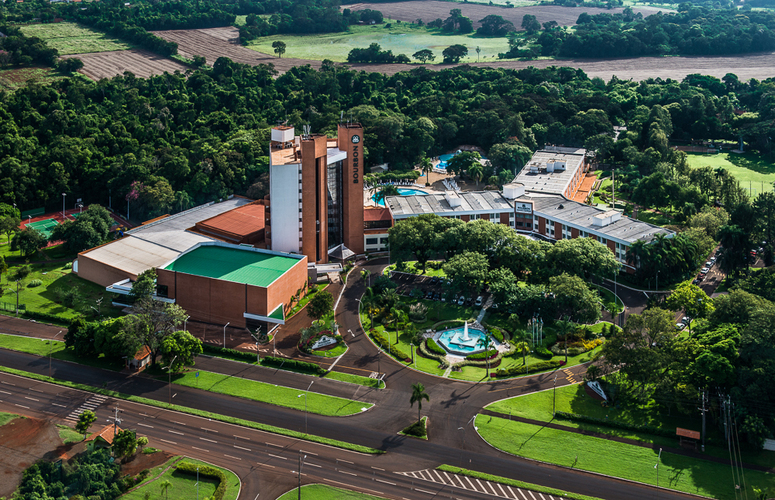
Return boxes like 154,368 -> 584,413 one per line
554,411 -> 674,438
534,345 -> 553,359
408,303 -> 427,322
488,327 -> 504,342
262,356 -> 326,375
492,360 -> 564,378
141,447 -> 159,454
418,339 -> 450,368
466,349 -> 497,360
426,338 -> 446,355
176,462 -> 227,500
202,344 -> 256,362
401,417 -> 427,438
371,330 -> 411,361
27,279 -> 42,288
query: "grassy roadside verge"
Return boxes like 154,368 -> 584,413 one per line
437,465 -> 604,500
474,414 -> 775,500
122,457 -> 240,500
324,371 -> 385,389
0,365 -> 384,455
0,411 -> 20,426
278,484 -> 386,499
165,370 -> 373,417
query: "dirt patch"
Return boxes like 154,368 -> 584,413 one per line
344,2 -> 660,29
121,450 -> 175,477
0,416 -> 71,498
62,49 -> 189,81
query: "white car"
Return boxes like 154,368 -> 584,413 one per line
475,296 -> 483,307
675,323 -> 685,330
457,296 -> 465,306
701,267 -> 710,274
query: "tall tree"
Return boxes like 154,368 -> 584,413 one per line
119,299 -> 187,366
160,330 -> 203,372
272,40 -> 286,58
409,382 -> 430,422
75,410 -> 96,439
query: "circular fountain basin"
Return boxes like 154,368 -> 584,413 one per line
437,326 -> 490,356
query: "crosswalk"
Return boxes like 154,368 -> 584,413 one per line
562,368 -> 578,384
64,393 -> 108,424
400,469 -> 567,500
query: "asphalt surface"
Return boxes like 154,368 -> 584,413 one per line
0,259 -> 711,500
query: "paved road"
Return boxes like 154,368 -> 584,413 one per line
0,368 -> 703,500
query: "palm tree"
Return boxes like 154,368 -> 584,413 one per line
380,288 -> 399,309
419,156 -> 433,183
390,306 -> 408,344
361,269 -> 371,288
410,382 -> 430,422
468,162 -> 484,186
361,287 -> 378,329
375,185 -> 400,204
514,341 -> 529,365
476,335 -> 495,377
160,479 -> 172,500
554,317 -> 575,364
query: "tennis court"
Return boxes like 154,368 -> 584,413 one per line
26,218 -> 59,238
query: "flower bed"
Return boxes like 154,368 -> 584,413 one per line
491,360 -> 565,378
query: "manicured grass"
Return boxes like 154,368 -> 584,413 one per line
57,424 -> 84,445
384,260 -> 446,277
437,465 -> 603,500
0,333 -> 124,371
287,284 -> 329,320
399,416 -> 428,439
686,151 -> 775,197
591,285 -> 624,314
475,415 -> 775,500
123,458 -> 240,500
169,370 -> 372,416
0,364 -> 383,454
635,209 -> 674,226
311,344 -> 347,358
0,411 -> 19,427
247,22 -> 510,64
324,371 -> 385,389
20,22 -> 131,55
278,484 -> 387,500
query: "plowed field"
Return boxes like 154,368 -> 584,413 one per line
343,1 -> 663,28
61,49 -> 188,80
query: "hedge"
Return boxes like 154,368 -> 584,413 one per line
370,330 -> 412,362
261,356 -> 326,375
418,340 -> 450,368
176,462 -> 227,500
492,360 -> 564,378
426,338 -> 446,355
488,327 -> 504,343
553,411 -> 675,438
202,344 -> 256,362
466,349 -> 497,361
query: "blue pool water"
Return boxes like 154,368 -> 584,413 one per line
437,327 -> 488,355
437,152 -> 487,170
373,187 -> 427,207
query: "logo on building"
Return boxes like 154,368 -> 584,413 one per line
351,135 -> 361,144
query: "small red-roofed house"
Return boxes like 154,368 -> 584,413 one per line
86,424 -> 123,451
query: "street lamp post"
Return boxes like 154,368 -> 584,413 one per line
553,373 -> 558,416
162,355 -> 178,405
297,380 -> 314,435
49,330 -> 62,378
184,315 -> 190,332
196,466 -> 199,500
62,193 -> 66,219
655,447 -> 662,494
223,322 -> 230,348
457,415 -> 476,468
298,452 -> 307,500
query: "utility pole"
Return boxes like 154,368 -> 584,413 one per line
553,373 -> 558,416
699,391 -> 707,452
298,452 -> 306,500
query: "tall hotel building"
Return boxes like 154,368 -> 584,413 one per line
267,123 -> 365,264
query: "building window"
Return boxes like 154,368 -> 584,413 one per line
491,213 -> 499,221
470,214 -> 480,220
380,237 -> 388,244
366,238 -> 378,245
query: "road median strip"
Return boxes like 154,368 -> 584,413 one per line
0,364 -> 384,455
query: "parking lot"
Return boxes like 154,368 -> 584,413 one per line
388,271 -> 491,308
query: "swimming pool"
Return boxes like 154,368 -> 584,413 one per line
373,187 -> 427,206
437,326 -> 489,355
437,151 -> 487,170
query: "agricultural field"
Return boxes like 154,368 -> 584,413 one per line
61,49 -> 188,80
0,66 -> 64,90
248,22 -> 510,63
686,151 -> 775,198
19,22 -> 130,55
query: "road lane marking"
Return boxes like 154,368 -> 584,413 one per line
160,439 -> 177,445
376,479 -> 396,485
267,454 -> 287,460
0,390 -> 10,395
266,442 -> 283,448
24,397 -> 39,402
201,427 -> 218,433
234,435 -> 250,440
339,471 -> 357,476
415,488 -> 436,495
140,413 -> 156,418
137,423 -> 153,428
200,437 -> 217,443
171,420 -> 186,426
192,447 -> 210,453
372,467 -> 385,471
223,454 -> 241,460
1,381 -> 16,386
14,404 -> 30,409
257,463 -> 275,468
169,430 -> 184,436
299,450 -> 317,456
234,445 -> 251,451
51,403 -> 66,408
306,462 -> 321,468
29,388 -> 44,393
338,459 -> 354,464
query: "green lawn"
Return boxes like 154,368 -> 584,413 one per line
19,22 -> 131,55
169,370 -> 372,416
248,22 -> 510,64
57,424 -> 84,445
324,371 -> 385,389
591,285 -> 625,314
278,484 -> 387,500
0,333 -> 124,371
686,151 -> 775,197
384,260 -> 446,277
0,411 -> 19,427
122,458 -> 240,500
475,415 -> 775,500
635,209 -> 674,226
311,344 -> 347,357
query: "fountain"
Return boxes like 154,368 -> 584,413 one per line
438,321 -> 490,356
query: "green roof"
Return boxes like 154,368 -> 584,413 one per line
164,245 -> 300,288
268,304 -> 284,321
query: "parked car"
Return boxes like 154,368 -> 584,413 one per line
675,323 -> 685,330
701,267 -> 710,273
491,302 -> 499,310
710,256 -> 717,264
465,297 -> 473,306
433,292 -> 441,301
475,296 -> 484,307
681,316 -> 690,325
426,291 -> 434,299
697,274 -> 705,282
457,296 -> 466,306
705,261 -> 712,267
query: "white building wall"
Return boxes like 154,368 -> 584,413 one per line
269,162 -> 302,254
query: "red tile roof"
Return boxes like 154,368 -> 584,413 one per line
134,345 -> 151,361
196,203 -> 264,238
364,207 -> 392,222
87,424 -> 122,445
